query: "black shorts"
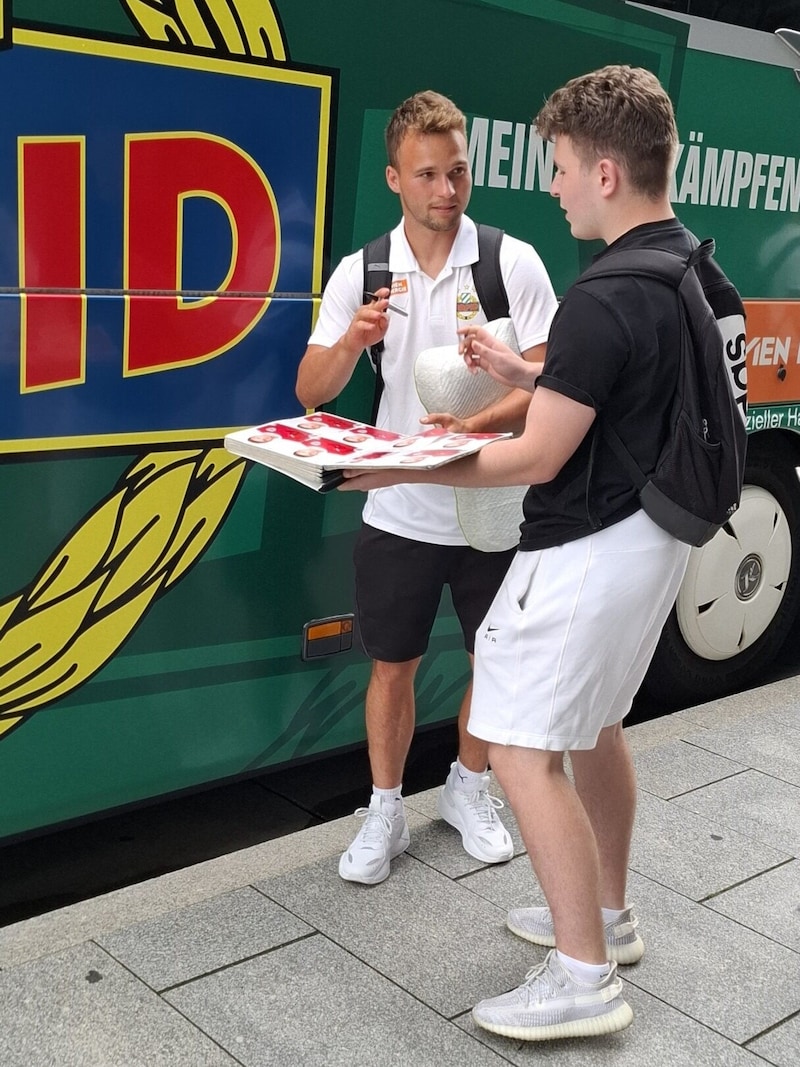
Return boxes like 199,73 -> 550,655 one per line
353,524 -> 516,662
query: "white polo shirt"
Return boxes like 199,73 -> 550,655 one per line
308,216 -> 557,545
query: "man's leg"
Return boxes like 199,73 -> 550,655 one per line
456,670 -> 489,773
338,655 -> 419,885
436,660 -> 513,863
488,742 -> 606,963
470,741 -> 632,1042
570,721 -> 636,909
435,546 -> 514,863
365,656 -> 420,788
505,722 -> 644,964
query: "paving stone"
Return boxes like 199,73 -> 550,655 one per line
681,712 -> 800,787
455,982 -> 767,1065
626,710 -> 704,753
633,738 -> 748,798
619,871 -> 800,1044
0,941 -> 237,1067
704,859 -> 800,951
255,852 -> 535,1017
165,933 -> 512,1067
630,789 -> 791,900
459,853 -> 545,913
748,1012 -> 800,1066
98,886 -> 312,989
669,769 -> 800,856
0,817 -> 353,969
677,679 -> 800,730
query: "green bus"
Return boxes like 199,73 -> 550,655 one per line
2,0 -> 799,841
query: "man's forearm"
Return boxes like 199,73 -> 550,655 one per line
296,341 -> 363,410
461,386 -> 533,435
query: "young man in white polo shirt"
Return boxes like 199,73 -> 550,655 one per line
296,90 -> 557,884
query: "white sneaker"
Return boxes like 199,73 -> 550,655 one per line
338,795 -> 410,885
437,765 -> 513,863
506,905 -> 644,964
472,949 -> 633,1041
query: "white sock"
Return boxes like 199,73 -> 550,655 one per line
372,785 -> 403,811
556,950 -> 611,984
449,758 -> 487,793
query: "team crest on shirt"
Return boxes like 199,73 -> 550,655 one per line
456,289 -> 480,319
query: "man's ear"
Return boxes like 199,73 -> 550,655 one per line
386,164 -> 400,194
597,157 -> 620,198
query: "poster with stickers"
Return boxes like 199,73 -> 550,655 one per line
224,411 -> 509,491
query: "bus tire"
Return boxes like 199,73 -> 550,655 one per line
643,449 -> 800,707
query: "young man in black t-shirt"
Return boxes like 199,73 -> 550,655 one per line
340,65 -> 744,1041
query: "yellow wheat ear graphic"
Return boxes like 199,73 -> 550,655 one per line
0,450 -> 248,738
122,0 -> 287,59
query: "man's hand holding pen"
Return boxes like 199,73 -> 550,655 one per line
339,287 -> 396,356
364,289 -> 408,317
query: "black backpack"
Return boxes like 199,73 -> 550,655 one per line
577,240 -> 747,548
362,223 -> 510,423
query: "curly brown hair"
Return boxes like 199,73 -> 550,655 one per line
535,65 -> 677,199
385,90 -> 467,167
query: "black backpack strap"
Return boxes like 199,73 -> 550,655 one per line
578,246 -> 685,288
363,232 -> 392,424
473,223 -> 510,321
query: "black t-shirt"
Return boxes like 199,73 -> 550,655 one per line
519,219 -> 700,551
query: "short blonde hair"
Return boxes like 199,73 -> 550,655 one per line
385,90 -> 466,167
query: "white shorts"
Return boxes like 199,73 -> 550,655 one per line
469,510 -> 691,751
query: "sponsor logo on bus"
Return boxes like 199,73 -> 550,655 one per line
1,30 -> 333,452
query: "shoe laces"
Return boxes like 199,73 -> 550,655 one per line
462,779 -> 505,826
352,805 -> 392,846
517,953 -> 564,1003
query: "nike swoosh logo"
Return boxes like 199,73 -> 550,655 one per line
486,626 -> 500,632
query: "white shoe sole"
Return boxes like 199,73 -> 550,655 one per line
473,999 -> 633,1041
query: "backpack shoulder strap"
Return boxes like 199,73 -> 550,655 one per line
577,246 -> 687,289
363,231 -> 392,365
473,223 -> 510,321
362,232 -> 392,423
687,237 -> 716,269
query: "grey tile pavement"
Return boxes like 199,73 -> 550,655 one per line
1,675 -> 800,1066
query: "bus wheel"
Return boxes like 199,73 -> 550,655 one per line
644,453 -> 800,707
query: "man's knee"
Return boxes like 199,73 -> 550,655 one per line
369,657 -> 422,689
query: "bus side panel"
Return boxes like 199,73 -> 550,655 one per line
3,0 -> 799,838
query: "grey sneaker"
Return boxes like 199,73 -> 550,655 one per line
472,949 -> 633,1041
437,766 -> 513,863
338,795 -> 410,885
506,905 -> 644,965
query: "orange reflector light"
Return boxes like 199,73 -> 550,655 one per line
301,614 -> 355,659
